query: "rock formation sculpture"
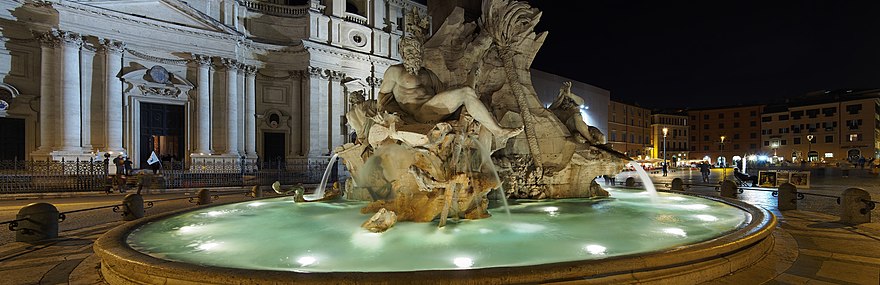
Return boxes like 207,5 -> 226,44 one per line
335,0 -> 629,228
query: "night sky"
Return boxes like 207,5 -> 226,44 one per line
526,1 -> 880,109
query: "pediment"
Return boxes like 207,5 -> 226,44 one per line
79,0 -> 238,35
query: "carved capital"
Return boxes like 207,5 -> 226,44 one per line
242,64 -> 257,76
307,66 -> 325,78
366,76 -> 383,87
221,58 -> 240,70
55,30 -> 83,48
190,53 -> 212,67
330,70 -> 346,80
34,31 -> 59,48
99,39 -> 125,54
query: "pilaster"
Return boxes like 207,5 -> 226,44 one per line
101,39 -> 126,154
221,58 -> 240,156
243,65 -> 258,159
54,31 -> 89,159
33,31 -> 59,157
191,53 -> 213,155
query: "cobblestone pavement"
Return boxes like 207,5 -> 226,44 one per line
1,174 -> 879,284
615,167 -> 880,222
0,188 -> 275,285
0,188 -> 257,245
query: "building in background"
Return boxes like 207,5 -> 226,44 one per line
608,100 -> 651,159
687,105 -> 763,167
0,0 -> 425,168
760,89 -> 880,164
650,112 -> 689,165
530,69 -> 610,136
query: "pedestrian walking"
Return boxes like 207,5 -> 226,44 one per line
699,161 -> 711,183
661,163 -> 668,177
123,157 -> 133,176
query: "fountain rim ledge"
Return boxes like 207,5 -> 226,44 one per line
93,193 -> 777,284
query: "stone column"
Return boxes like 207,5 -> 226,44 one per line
80,46 -> 95,151
58,31 -> 83,153
329,70 -> 346,148
35,32 -> 59,153
305,66 -> 330,157
244,65 -> 257,158
102,39 -> 125,154
222,58 -> 240,156
192,54 -> 213,154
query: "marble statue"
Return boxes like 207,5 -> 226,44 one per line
334,0 -> 630,231
377,14 -> 522,141
549,82 -> 606,145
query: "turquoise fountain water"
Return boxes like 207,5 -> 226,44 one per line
127,188 -> 748,272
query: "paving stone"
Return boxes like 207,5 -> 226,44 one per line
816,260 -> 880,285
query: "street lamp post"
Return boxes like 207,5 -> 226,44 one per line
806,134 -> 814,163
662,127 -> 668,169
720,135 -> 726,180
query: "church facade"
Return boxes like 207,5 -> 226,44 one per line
0,0 -> 424,168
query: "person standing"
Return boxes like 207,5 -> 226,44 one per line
699,161 -> 711,183
123,157 -> 133,176
113,155 -> 124,175
661,162 -> 668,177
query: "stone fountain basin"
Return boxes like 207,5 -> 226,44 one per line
94,192 -> 775,284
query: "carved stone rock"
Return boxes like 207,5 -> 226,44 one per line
361,208 -> 398,233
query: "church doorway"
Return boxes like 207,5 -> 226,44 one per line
0,117 -> 25,161
139,102 -> 185,167
263,132 -> 285,165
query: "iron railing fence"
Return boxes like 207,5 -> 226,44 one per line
0,158 -> 108,194
0,157 -> 334,194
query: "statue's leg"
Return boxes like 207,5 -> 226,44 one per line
419,87 -> 521,138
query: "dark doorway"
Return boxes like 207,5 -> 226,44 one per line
140,102 -> 185,167
0,117 -> 25,161
263,132 -> 285,164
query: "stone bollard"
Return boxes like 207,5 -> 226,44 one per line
777,183 -> 798,211
197,189 -> 212,205
625,177 -> 635,187
840,188 -> 872,224
15,203 -> 59,242
251,185 -> 262,198
671,178 -> 684,191
122,193 -> 145,221
719,180 -> 738,198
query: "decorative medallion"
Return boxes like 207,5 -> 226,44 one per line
148,65 -> 171,84
349,30 -> 367,47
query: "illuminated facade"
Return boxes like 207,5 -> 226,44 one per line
650,112 -> 689,165
687,105 -> 763,165
608,100 -> 651,159
760,90 -> 880,164
0,0 -> 425,168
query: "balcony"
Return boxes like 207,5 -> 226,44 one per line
344,12 -> 368,26
239,0 -> 309,18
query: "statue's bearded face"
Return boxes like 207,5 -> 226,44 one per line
400,39 -> 423,75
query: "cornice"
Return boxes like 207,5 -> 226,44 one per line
42,0 -> 244,42
243,40 -> 308,55
126,48 -> 189,66
301,40 -> 399,66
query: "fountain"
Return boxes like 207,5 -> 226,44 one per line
93,1 -> 776,284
